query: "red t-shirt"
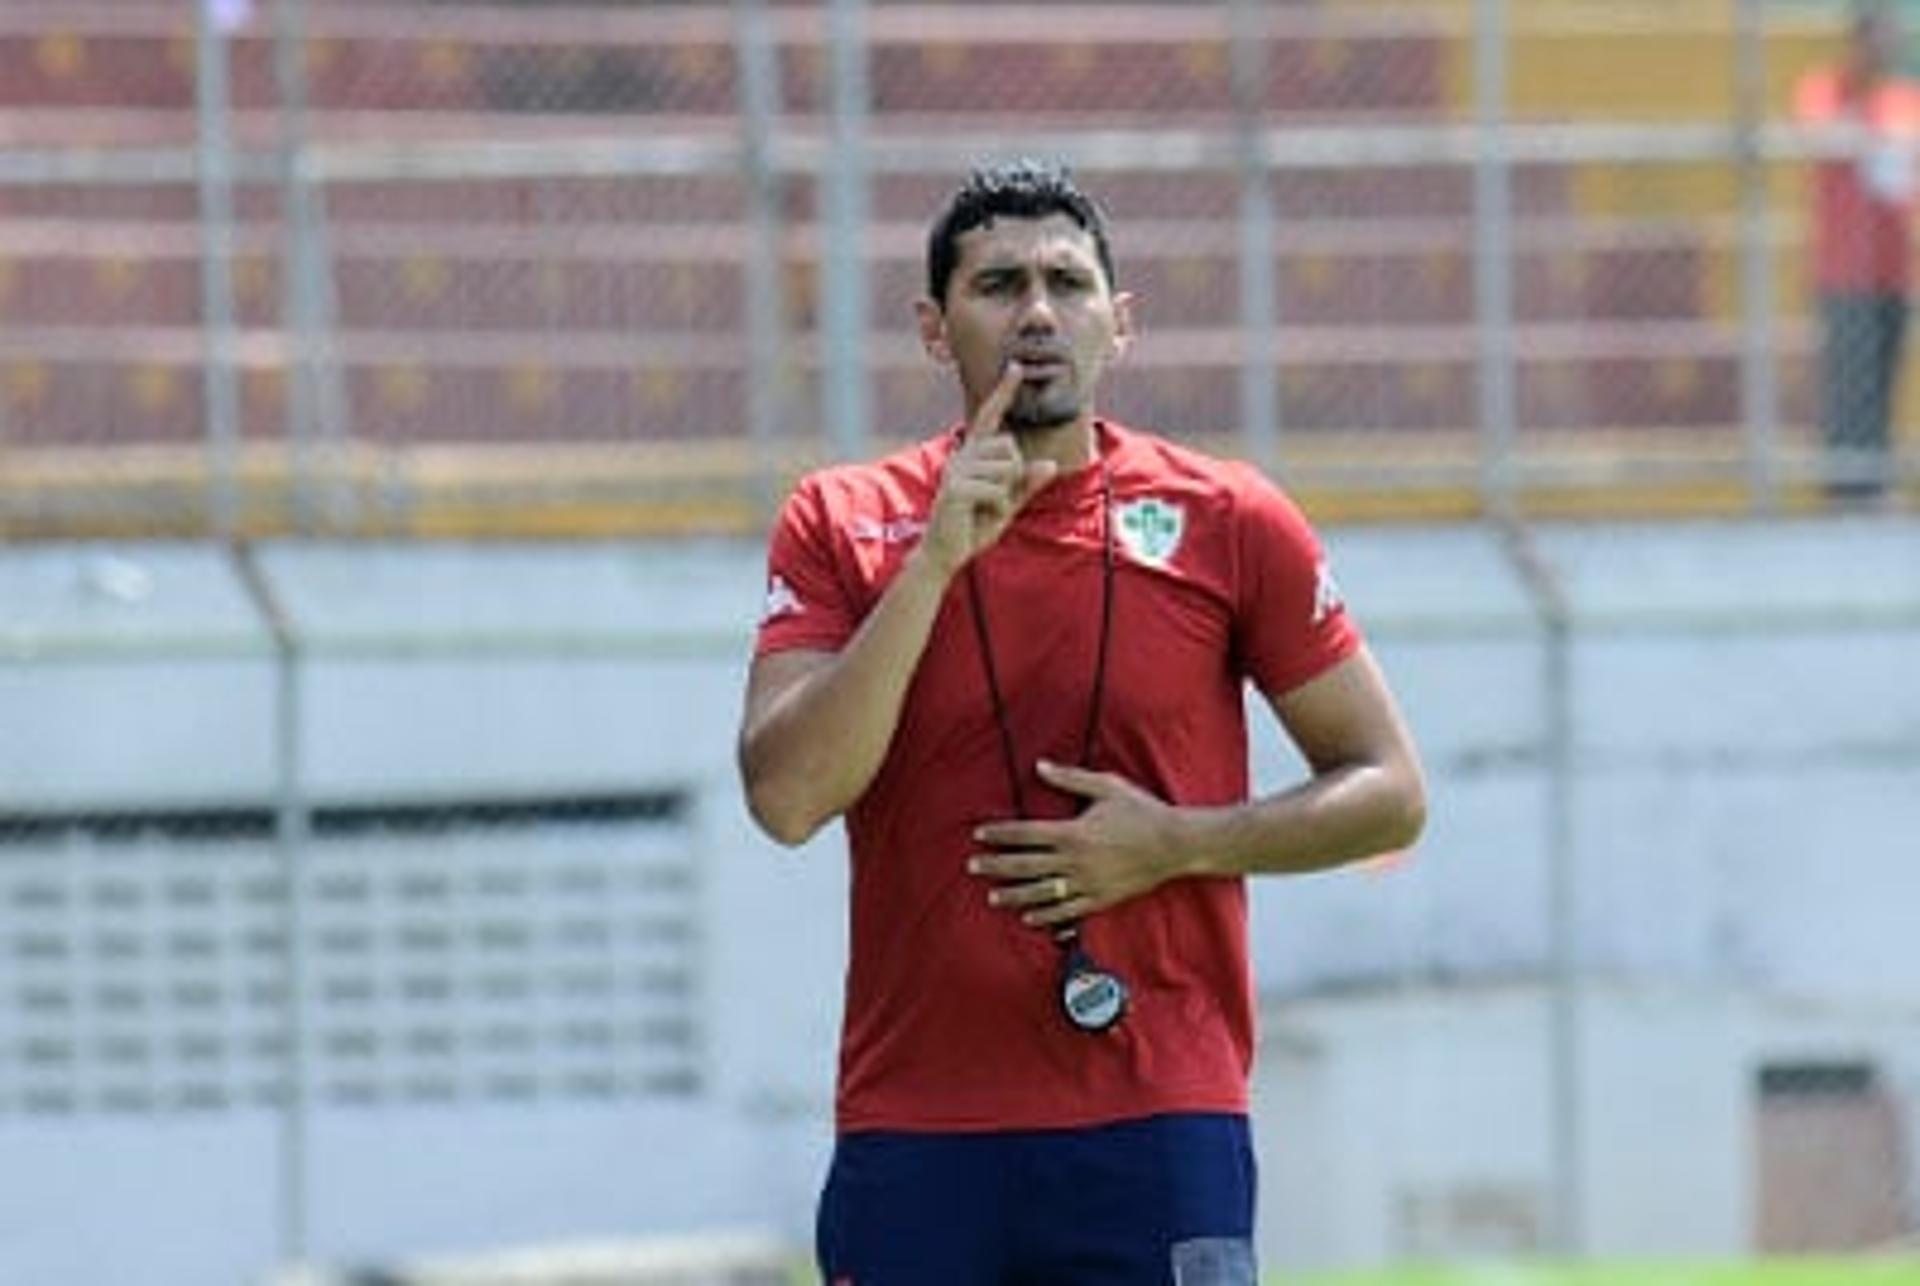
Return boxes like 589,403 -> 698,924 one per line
1795,68 -> 1920,293
754,420 -> 1360,1133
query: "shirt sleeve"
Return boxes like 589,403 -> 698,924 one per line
754,476 -> 862,657
1231,471 -> 1361,696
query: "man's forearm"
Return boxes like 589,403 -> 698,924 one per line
741,551 -> 955,844
1168,759 -> 1426,879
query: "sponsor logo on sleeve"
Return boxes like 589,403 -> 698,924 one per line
760,573 -> 803,624
1310,558 -> 1344,625
849,515 -> 927,545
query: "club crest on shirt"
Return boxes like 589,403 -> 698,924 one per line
1115,497 -> 1185,568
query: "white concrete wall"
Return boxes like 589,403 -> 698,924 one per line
1255,984 -> 1920,1273
0,518 -> 1914,1283
0,542 -> 843,1286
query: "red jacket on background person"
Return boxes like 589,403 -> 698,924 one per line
1795,66 -> 1920,293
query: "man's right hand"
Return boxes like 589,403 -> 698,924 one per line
741,361 -> 1058,845
918,361 -> 1059,579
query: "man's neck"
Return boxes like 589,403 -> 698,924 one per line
1011,415 -> 1100,473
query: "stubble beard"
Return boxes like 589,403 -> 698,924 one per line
1003,381 -> 1081,434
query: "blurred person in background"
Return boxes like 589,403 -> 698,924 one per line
738,159 -> 1426,1285
1795,2 -> 1920,507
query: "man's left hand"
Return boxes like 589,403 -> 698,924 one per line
968,760 -> 1185,930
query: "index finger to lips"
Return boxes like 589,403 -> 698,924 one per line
972,361 -> 1026,437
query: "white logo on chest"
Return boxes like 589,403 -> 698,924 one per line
1114,498 -> 1185,568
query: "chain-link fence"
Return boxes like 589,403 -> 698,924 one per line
0,0 -> 1914,537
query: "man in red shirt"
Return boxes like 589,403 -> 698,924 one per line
739,160 -> 1426,1284
1795,4 -> 1919,503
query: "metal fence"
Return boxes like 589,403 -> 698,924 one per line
0,0 -> 1914,538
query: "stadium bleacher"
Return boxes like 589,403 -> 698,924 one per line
0,1 -> 1860,533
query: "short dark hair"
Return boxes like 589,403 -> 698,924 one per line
925,158 -> 1117,305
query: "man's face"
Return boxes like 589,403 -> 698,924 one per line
919,213 -> 1132,434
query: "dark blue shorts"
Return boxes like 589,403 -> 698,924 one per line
815,1112 -> 1257,1286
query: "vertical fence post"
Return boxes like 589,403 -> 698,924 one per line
735,0 -> 789,520
1499,517 -> 1583,1260
822,0 -> 872,462
196,0 -> 245,538
0,303 -> 12,536
1473,0 -> 1518,514
1230,0 -> 1281,476
272,0 -> 354,535
231,542 -> 311,1272
1541,557 -> 1580,1260
1736,0 -> 1782,514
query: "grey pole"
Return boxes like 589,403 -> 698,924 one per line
231,543 -> 310,1271
272,0 -> 354,534
1735,0 -> 1782,513
735,0 -> 789,519
195,0 -> 245,538
821,0 -> 872,461
1229,0 -> 1281,476
1542,553 -> 1580,1259
1473,0 -> 1518,513
1499,516 -> 1582,1259
0,311 -> 12,536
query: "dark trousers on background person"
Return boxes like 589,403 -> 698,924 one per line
1820,291 -> 1909,501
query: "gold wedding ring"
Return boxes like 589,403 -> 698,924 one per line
1049,877 -> 1071,903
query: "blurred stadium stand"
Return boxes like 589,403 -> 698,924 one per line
0,1 -> 1905,534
